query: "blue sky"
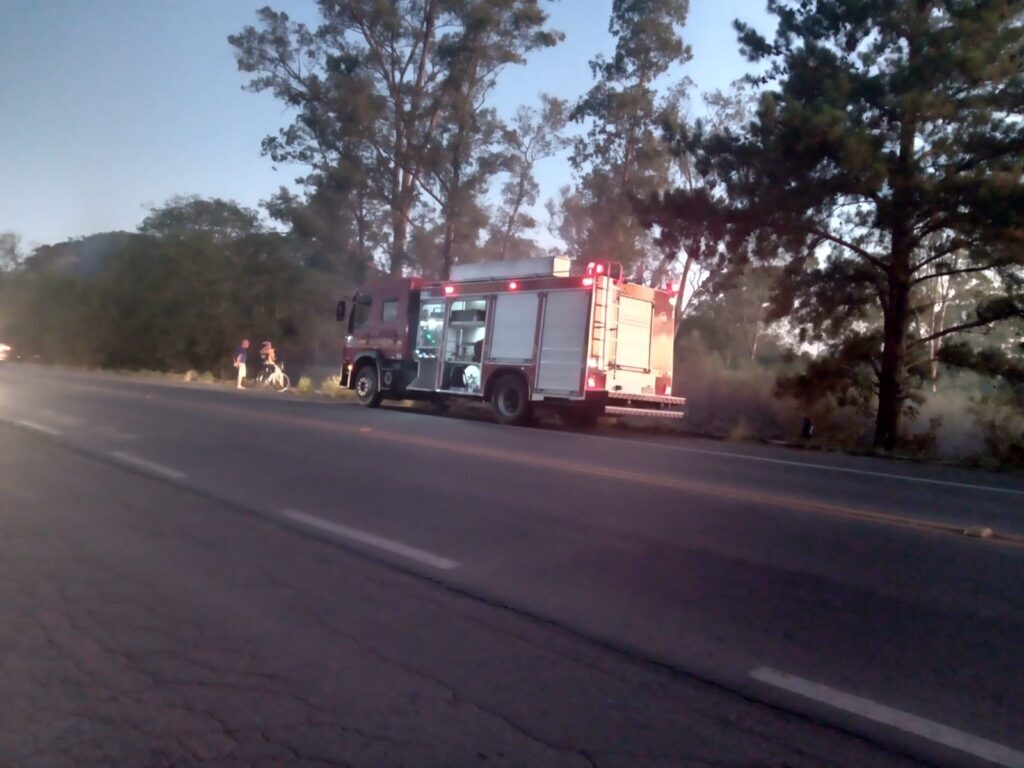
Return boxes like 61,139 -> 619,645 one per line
0,0 -> 772,248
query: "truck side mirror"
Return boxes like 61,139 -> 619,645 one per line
336,300 -> 347,322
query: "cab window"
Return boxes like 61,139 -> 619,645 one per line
381,299 -> 399,324
349,295 -> 372,332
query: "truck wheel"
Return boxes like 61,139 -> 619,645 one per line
561,406 -> 600,430
354,365 -> 383,407
491,374 -> 532,426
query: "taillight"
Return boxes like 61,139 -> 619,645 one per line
587,376 -> 598,389
582,277 -> 594,287
508,281 -> 518,290
444,285 -> 455,295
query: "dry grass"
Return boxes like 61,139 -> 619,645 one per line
319,375 -> 345,397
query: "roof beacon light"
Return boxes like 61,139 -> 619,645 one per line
595,264 -> 605,274
508,281 -> 519,290
444,285 -> 455,296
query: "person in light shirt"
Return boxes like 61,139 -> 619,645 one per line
233,339 -> 250,389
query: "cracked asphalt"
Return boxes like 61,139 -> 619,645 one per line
0,433 -> 916,768
1,365 -> 1022,767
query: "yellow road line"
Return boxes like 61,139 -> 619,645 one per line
16,373 -> 1024,546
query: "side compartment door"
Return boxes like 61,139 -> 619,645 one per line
488,292 -> 539,363
536,290 -> 590,395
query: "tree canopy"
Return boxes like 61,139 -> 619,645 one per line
649,0 -> 1024,448
229,0 -> 560,278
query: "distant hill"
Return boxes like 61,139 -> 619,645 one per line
27,232 -> 144,278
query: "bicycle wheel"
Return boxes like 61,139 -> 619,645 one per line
277,373 -> 290,392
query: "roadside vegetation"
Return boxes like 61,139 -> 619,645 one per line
1,0 -> 1021,465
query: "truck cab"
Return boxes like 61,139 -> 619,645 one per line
338,277 -> 422,405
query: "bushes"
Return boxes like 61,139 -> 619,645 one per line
296,376 -> 313,393
970,393 -> 1024,466
319,375 -> 344,397
675,333 -> 799,441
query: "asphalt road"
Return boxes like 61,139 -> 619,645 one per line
1,363 -> 1022,768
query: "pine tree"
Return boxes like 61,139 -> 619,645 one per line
657,0 -> 1024,449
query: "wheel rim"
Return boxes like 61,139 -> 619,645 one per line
356,374 -> 372,398
498,386 -> 520,416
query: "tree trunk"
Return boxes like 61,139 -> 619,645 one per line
672,252 -> 693,335
390,202 -> 408,276
874,278 -> 911,450
441,216 -> 456,280
875,91 -> 918,450
500,176 -> 527,261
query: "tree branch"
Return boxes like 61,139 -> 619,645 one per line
911,264 -> 994,285
911,318 -> 997,347
806,227 -> 886,270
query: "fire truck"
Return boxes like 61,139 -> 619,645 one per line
335,256 -> 686,426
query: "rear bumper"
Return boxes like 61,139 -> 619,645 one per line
605,405 -> 685,420
590,390 -> 687,419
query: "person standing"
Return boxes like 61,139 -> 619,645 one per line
234,339 -> 250,389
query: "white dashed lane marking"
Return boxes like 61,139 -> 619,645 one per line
16,420 -> 62,436
279,508 -> 460,571
751,667 -> 1024,767
107,450 -> 187,481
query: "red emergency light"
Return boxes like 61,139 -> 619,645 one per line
444,285 -> 455,295
508,281 -> 519,290
582,277 -> 594,287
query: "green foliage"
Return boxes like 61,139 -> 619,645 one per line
139,195 -> 262,241
565,0 -> 692,275
229,1 -> 561,278
0,196 -> 344,374
654,0 -> 1024,449
296,375 -> 313,394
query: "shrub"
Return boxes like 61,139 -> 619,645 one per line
727,418 -> 755,442
198,371 -> 215,384
320,375 -> 344,397
296,376 -> 313,394
184,369 -> 199,382
970,394 -> 1024,466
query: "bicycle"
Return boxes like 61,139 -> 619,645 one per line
255,361 -> 290,392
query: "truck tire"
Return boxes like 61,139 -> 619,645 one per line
354,364 -> 383,408
491,374 -> 532,426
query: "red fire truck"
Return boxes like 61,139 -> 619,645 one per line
335,257 -> 685,426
